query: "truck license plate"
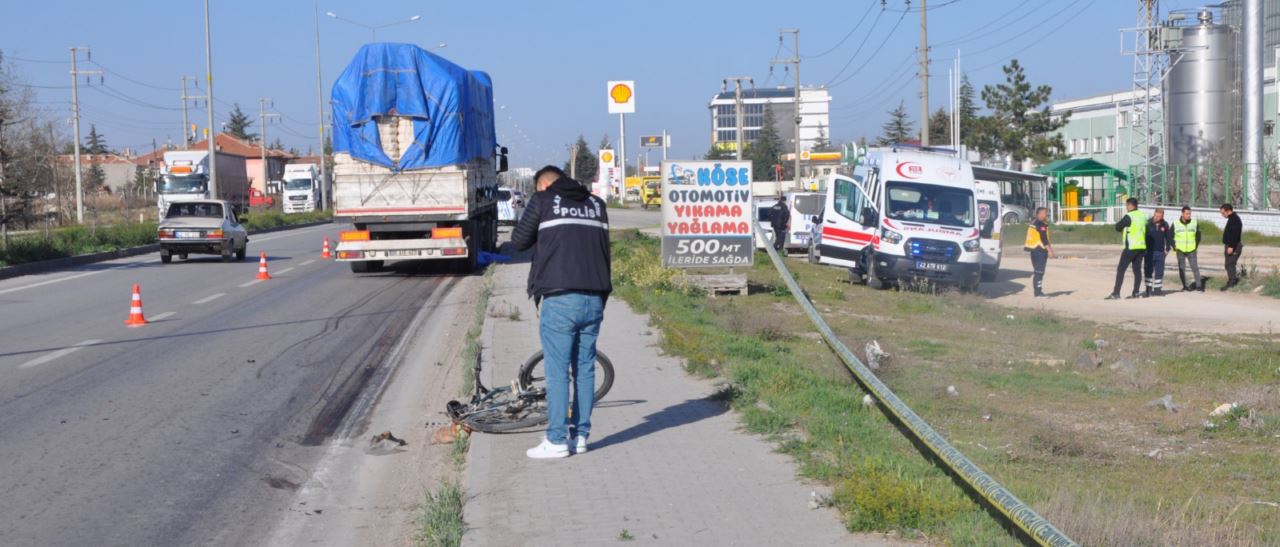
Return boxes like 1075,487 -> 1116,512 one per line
915,261 -> 948,272
387,250 -> 420,257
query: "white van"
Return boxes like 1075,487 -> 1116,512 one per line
815,146 -> 983,291
497,186 -> 523,225
974,180 -> 1003,282
754,193 -> 825,252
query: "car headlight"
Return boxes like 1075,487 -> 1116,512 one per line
880,228 -> 903,245
963,238 -> 981,252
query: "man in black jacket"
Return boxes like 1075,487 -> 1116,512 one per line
769,199 -> 791,252
1143,208 -> 1173,296
1219,203 -> 1243,291
509,166 -> 612,459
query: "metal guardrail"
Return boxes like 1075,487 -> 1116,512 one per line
759,240 -> 1077,547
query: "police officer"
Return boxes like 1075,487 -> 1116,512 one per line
1143,208 -> 1173,297
1173,205 -> 1203,292
1106,198 -> 1147,300
1023,207 -> 1056,297
769,199 -> 791,252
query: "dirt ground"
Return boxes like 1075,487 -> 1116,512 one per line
981,244 -> 1280,336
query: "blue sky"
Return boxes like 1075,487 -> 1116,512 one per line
2,0 -> 1208,168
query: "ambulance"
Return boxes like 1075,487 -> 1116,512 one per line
814,145 -> 982,291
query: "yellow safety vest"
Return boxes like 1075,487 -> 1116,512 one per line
1024,224 -> 1045,250
1173,219 -> 1198,253
1124,210 -> 1147,251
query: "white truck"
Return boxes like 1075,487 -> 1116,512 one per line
814,145 -> 984,291
281,163 -> 320,214
330,44 -> 505,274
156,150 -> 248,218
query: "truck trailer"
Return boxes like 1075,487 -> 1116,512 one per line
156,150 -> 249,218
330,43 -> 505,274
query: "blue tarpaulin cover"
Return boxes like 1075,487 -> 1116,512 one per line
331,43 -> 496,170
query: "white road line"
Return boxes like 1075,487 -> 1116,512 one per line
18,339 -> 102,369
239,280 -> 262,288
149,311 -> 176,321
300,259 -> 316,266
275,267 -> 295,275
0,271 -> 103,296
191,293 -> 226,305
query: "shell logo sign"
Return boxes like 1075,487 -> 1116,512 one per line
600,151 -> 614,164
607,80 -> 635,114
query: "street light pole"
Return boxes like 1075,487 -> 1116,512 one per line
313,0 -> 329,210
203,0 -> 218,200
326,12 -> 421,42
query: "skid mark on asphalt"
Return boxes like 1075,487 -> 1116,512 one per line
18,339 -> 102,369
192,293 -> 226,305
149,312 -> 177,321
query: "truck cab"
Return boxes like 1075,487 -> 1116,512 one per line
816,146 -> 983,290
281,163 -> 320,214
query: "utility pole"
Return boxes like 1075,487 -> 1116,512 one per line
919,0 -> 930,146
662,129 -> 669,162
259,97 -> 280,193
313,0 -> 330,210
772,29 -> 800,189
723,77 -> 753,161
203,0 -> 218,199
569,143 -> 578,180
69,47 -> 101,224
180,76 -> 205,148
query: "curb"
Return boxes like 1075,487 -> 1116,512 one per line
0,220 -> 333,282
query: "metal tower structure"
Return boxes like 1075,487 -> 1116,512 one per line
1125,0 -> 1167,198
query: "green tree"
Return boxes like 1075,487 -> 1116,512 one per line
958,74 -> 978,131
928,108 -> 951,145
225,103 -> 256,141
812,123 -> 833,151
84,124 -> 109,154
86,162 -> 106,191
877,101 -> 914,146
269,137 -> 284,150
562,134 -> 597,182
975,59 -> 1069,164
703,145 -> 734,160
747,104 -> 785,180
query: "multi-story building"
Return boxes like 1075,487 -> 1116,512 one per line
707,86 -> 831,154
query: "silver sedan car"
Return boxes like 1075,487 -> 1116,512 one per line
157,200 -> 249,263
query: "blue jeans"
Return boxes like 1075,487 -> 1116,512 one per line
539,291 -> 605,445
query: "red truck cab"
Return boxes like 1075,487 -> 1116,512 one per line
249,188 -> 275,208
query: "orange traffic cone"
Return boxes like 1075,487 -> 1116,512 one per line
321,236 -> 332,259
256,252 -> 272,280
124,283 -> 148,327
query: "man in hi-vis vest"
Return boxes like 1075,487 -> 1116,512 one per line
1173,206 -> 1203,292
1106,198 -> 1147,300
1023,207 -> 1055,297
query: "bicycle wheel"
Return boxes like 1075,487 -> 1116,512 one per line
448,398 -> 548,433
517,350 -> 614,402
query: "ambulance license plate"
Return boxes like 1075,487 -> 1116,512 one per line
915,261 -> 948,272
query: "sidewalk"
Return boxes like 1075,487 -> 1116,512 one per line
462,260 -> 899,546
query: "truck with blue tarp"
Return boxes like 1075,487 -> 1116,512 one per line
330,43 -> 506,273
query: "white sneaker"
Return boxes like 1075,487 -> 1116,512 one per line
573,436 -> 588,454
526,438 -> 569,460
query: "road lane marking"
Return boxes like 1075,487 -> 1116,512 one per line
19,339 -> 102,369
150,311 -> 176,321
0,271 -> 104,296
239,280 -> 262,288
300,259 -> 316,266
275,267 -> 295,275
192,293 -> 226,305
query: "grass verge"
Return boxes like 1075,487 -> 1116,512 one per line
415,480 -> 465,547
611,229 -> 1280,545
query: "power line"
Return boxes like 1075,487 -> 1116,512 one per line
89,61 -> 181,91
804,1 -> 881,59
881,0 -> 962,12
828,9 -> 910,88
89,83 -> 184,111
970,0 -> 1099,72
7,55 -> 68,64
823,6 -> 888,86
964,0 -> 1089,59
933,0 -> 1037,47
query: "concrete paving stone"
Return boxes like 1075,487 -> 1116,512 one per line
461,260 -> 904,546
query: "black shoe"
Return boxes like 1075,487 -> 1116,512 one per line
1142,288 -> 1151,298
1181,285 -> 1191,292
1105,293 -> 1121,300
1154,288 -> 1165,297
1198,280 -> 1206,292
1034,291 -> 1046,298
1127,292 -> 1142,299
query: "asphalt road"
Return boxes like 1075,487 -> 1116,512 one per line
0,223 -> 464,546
